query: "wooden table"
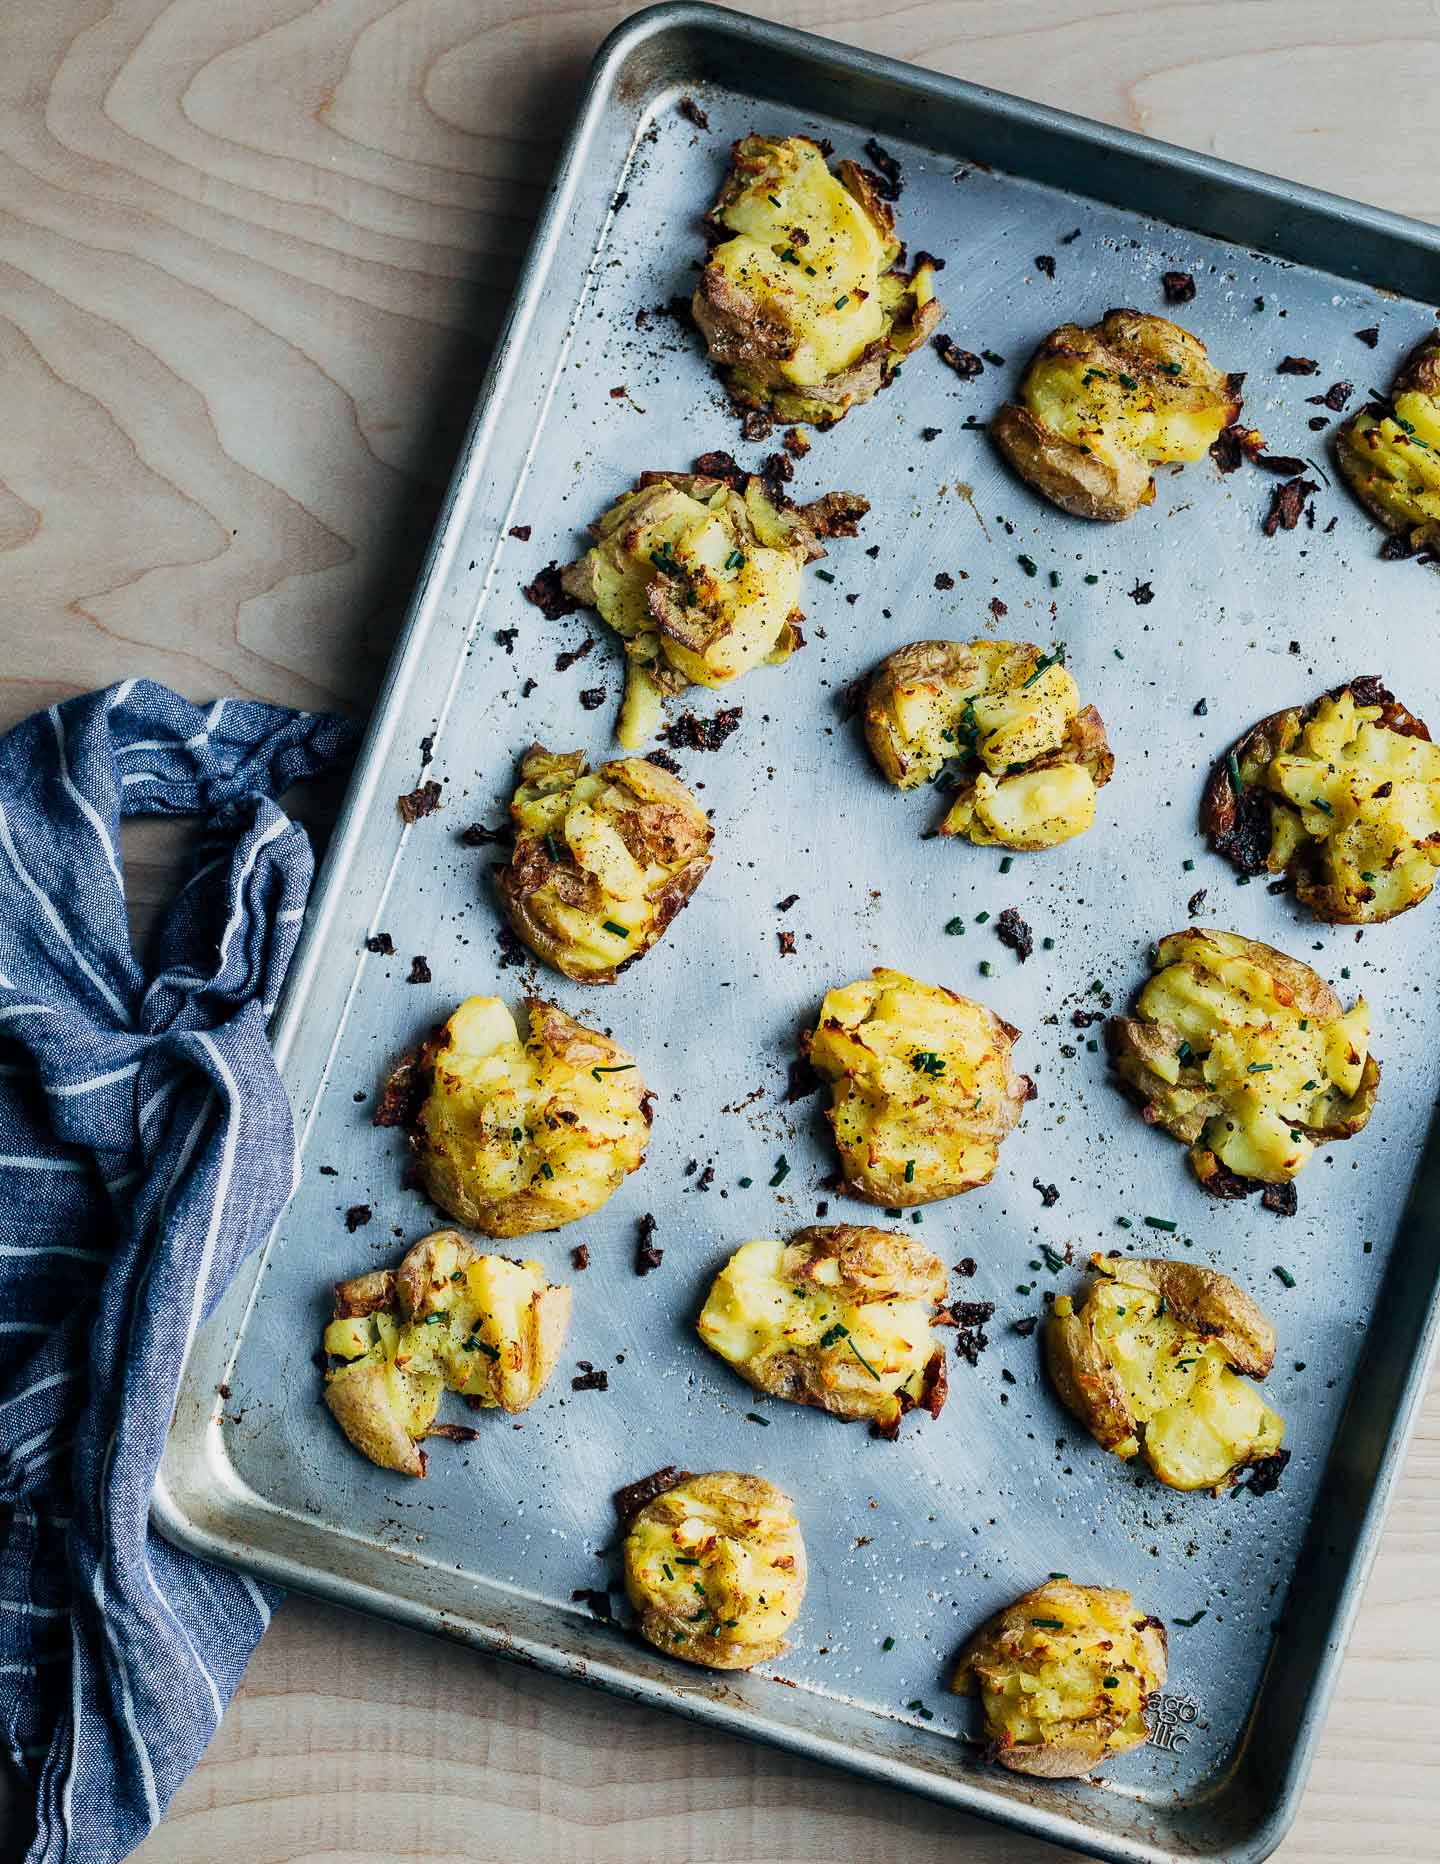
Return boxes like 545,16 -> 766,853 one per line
2,3 -> 1437,1859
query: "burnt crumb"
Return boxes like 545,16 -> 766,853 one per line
407,955 -> 432,985
1242,1449 -> 1291,1496
495,627 -> 519,656
496,926 -> 528,970
913,250 -> 946,272
1193,697 -> 1209,716
1355,326 -> 1380,349
1208,755 -> 1269,871
778,930 -> 797,956
522,562 -> 580,619
1128,580 -> 1155,606
934,571 -> 955,591
397,781 -> 442,824
1201,1158 -> 1264,1202
981,349 -> 1006,367
571,1366 -> 610,1392
995,906 -> 1033,962
570,1587 -> 613,1619
345,1205 -> 373,1232
1033,1179 -> 1059,1208
614,1465 -> 688,1522
1308,381 -> 1354,412
954,1256 -> 977,1278
319,1166 -> 338,1176
1289,641 -> 1301,654
782,425 -> 810,458
1380,533 -> 1421,561
1035,254 -> 1056,278
934,335 -> 984,378
611,192 -> 628,215
636,1213 -> 663,1276
645,748 -> 682,775
419,735 -> 435,767
365,932 -> 395,956
554,638 -> 595,673
218,1383 -> 232,1400
1261,1181 -> 1298,1218
1210,423 -> 1263,475
862,137 -> 903,199
508,524 -> 532,541
785,1054 -> 822,1102
1277,356 -> 1319,376
1187,888 -> 1208,917
1263,476 -> 1318,537
1161,270 -> 1196,304
695,1166 -> 715,1193
1254,452 -> 1309,477
579,687 -> 606,711
662,707 -> 742,751
1060,227 -> 1081,244
460,821 -> 511,848
1071,1010 -> 1102,1028
677,95 -> 709,130
919,426 -> 942,442
741,409 -> 775,443
865,544 -> 880,559
776,893 -> 800,913
1013,1315 -> 1039,1338
693,448 -> 747,489
571,1243 -> 590,1271
948,1299 -> 994,1366
521,679 -> 537,698
1308,416 -> 1330,432
373,1052 -> 423,1129
989,597 -> 1008,621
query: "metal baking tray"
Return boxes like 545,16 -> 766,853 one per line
153,7 -> 1440,1859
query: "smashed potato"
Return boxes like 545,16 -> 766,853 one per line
804,968 -> 1033,1206
953,1580 -> 1167,1778
692,134 -> 942,427
993,310 -> 1242,521
864,639 -> 1114,848
560,465 -> 867,746
1047,1255 -> 1283,1491
619,1468 -> 806,1670
322,1230 -> 570,1476
497,745 -> 713,982
1108,929 -> 1377,1197
1204,678 -> 1440,923
1336,334 -> 1440,554
696,1226 -> 948,1435
384,995 -> 651,1237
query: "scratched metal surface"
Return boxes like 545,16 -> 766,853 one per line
155,8 -> 1440,1861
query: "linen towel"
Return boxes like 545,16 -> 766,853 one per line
0,679 -> 355,1862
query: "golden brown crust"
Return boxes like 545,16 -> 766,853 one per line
992,401 -> 1150,524
1336,334 -> 1440,548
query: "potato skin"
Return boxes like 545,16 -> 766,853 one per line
619,1469 -> 807,1670
497,745 -> 713,982
695,1225 -> 948,1433
1203,677 -> 1440,924
1336,335 -> 1440,552
953,1579 -> 1167,1777
994,309 -> 1242,522
692,134 -> 942,427
1045,1254 -> 1282,1490
1108,929 -> 1378,1195
401,995 -> 651,1238
323,1230 -> 571,1476
803,968 -> 1033,1206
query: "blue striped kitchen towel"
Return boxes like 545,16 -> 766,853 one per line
0,679 -> 356,1863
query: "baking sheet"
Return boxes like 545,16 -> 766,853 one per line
155,8 -> 1440,1860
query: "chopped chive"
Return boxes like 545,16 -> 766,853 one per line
882,1635 -> 896,1651
1021,644 -> 1066,688
591,1061 -> 636,1080
1182,858 -> 1195,871
1299,1018 -> 1309,1030
1144,1215 -> 1178,1232
1000,856 -> 1014,873
975,910 -> 990,923
834,294 -> 849,309
1341,966 -> 1351,978
1246,1062 -> 1274,1074
767,194 -> 781,206
905,1159 -> 916,1183
539,1161 -> 554,1180
769,1155 -> 790,1187
1177,1040 -> 1194,1063
1049,569 -> 1061,589
1174,1609 -> 1208,1628
602,920 -> 630,939
1113,647 -> 1125,660
1041,1244 -> 1065,1274
544,832 -> 562,861
1228,752 -> 1244,794
737,1175 -> 752,1188
979,960 -> 993,977
944,916 -> 966,935
1102,1676 -> 1119,1688
1029,1617 -> 1065,1630
1116,1217 -> 1133,1230
1084,572 -> 1099,584
815,568 -> 835,583
1274,1265 -> 1297,1288
1117,372 -> 1138,390
820,1322 -> 849,1348
846,1337 -> 882,1380
745,1411 -> 770,1425
1018,554 -> 1039,577
1311,797 -> 1333,815
1042,936 -> 1055,950
662,1562 -> 674,1580
725,550 -> 745,571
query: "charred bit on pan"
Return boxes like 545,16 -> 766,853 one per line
579,687 -> 607,711
459,821 -> 511,848
554,638 -> 595,673
508,524 -> 532,541
572,1364 -> 610,1393
344,1204 -> 372,1232
406,955 -> 432,985
571,1243 -> 590,1272
778,930 -> 797,956
1263,476 -> 1318,537
862,137 -> 903,200
636,1212 -> 663,1276
934,335 -> 984,379
995,907 -> 1033,962
522,563 -> 581,619
1242,1448 -> 1291,1496
1033,1179 -> 1059,1208
1307,382 -> 1354,413
1277,356 -> 1319,376
661,707 -> 743,751
397,781 -> 442,824
1161,270 -> 1196,304
677,95 -> 709,130
1128,581 -> 1155,606
1355,326 -> 1380,349
365,932 -> 395,956
1035,254 -> 1056,279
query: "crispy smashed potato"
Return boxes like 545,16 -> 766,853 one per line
696,1226 -> 948,1435
1204,678 -> 1440,923
322,1230 -> 570,1476
692,134 -> 942,427
560,465 -> 866,746
497,745 -> 713,982
1336,334 -> 1440,554
1046,1255 -> 1283,1491
619,1469 -> 807,1670
396,995 -> 651,1237
804,968 -> 1033,1206
953,1580 -> 1167,1778
993,310 -> 1242,521
864,639 -> 1113,849
1108,929 -> 1377,1196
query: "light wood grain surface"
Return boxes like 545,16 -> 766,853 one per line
2,2 -> 1437,1859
